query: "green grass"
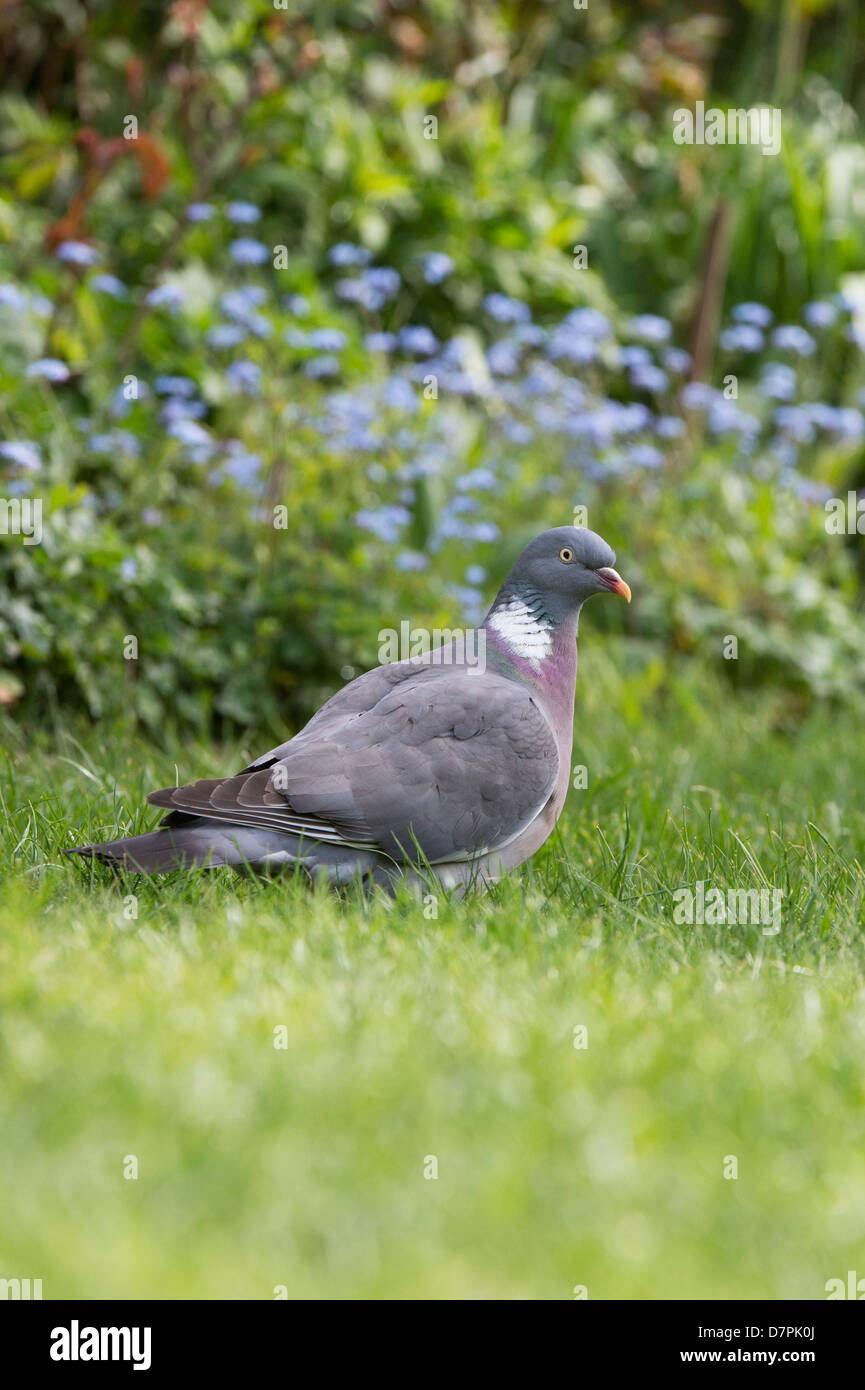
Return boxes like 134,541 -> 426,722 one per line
2,650 -> 864,1299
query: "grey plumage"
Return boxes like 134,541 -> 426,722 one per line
66,525 -> 630,891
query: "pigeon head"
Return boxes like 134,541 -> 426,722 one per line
491,525 -> 630,616
484,526 -> 630,667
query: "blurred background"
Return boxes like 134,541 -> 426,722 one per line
1,0 -> 864,740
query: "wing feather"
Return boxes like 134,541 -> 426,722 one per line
147,664 -> 559,864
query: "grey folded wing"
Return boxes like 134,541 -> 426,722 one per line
148,666 -> 560,865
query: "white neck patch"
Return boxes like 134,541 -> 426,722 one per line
487,598 -> 553,668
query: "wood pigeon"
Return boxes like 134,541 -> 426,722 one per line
66,526 -> 630,890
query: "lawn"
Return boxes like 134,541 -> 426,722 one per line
2,649 -> 864,1301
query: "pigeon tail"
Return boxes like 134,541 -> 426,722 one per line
64,823 -> 265,873
63,821 -> 392,885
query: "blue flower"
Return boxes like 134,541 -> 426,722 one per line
309,328 -> 347,352
731,302 -> 773,328
561,309 -> 611,340
824,405 -> 865,439
56,240 -> 100,268
283,294 -> 310,317
548,308 -> 611,364
220,287 -> 267,320
206,323 -> 248,349
0,440 -> 41,469
187,202 -> 216,222
394,551 -> 429,572
382,377 -> 417,412
154,374 -> 198,398
365,331 -> 397,353
224,441 -> 263,484
365,267 -> 401,299
399,325 -> 439,356
513,323 -> 545,348
663,347 -> 692,375
488,340 -> 521,376
328,242 -> 372,268
90,273 -> 127,299
225,360 -> 262,396
421,252 -> 454,285
448,584 -> 485,619
759,362 -> 797,401
627,443 -> 664,468
168,419 -> 211,447
337,268 -> 400,312
168,421 -> 208,444
680,381 -> 717,411
353,505 -> 410,541
619,345 -> 651,368
483,293 -> 531,324
244,313 -> 272,339
168,419 -> 214,459
117,430 -> 141,455
89,428 -> 140,455
617,401 -> 654,433
707,400 -> 760,438
445,500 -> 479,522
160,399 -> 206,425
229,238 -> 269,265
304,355 -> 339,379
456,467 -> 497,492
720,324 -> 764,353
548,334 -> 597,366
502,418 -> 534,445
837,408 -> 865,439
629,364 -> 668,394
770,325 -> 816,357
0,285 -> 28,312
773,406 -> 815,445
655,415 -> 686,439
785,474 -> 834,505
146,284 -> 185,310
434,517 -> 470,541
803,301 -> 839,330
226,201 -> 262,224
625,314 -> 671,344
523,363 -> 561,396
335,278 -> 369,307
465,564 -> 487,585
27,358 -> 71,382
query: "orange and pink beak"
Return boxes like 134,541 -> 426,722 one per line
595,566 -> 632,602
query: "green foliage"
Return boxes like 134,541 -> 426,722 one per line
1,0 -> 864,736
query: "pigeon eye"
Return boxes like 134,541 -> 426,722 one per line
558,546 -> 574,564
